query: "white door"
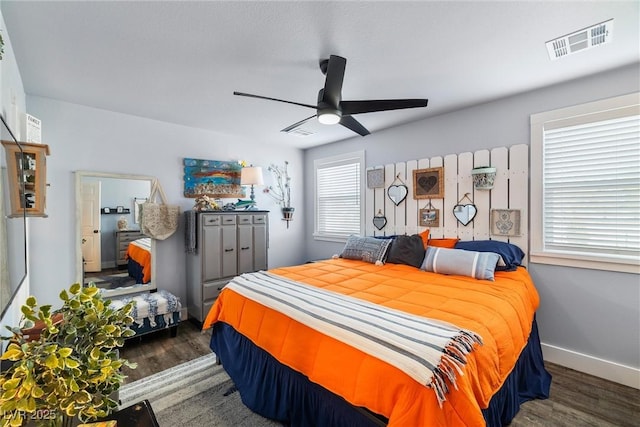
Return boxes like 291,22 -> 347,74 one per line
81,181 -> 101,273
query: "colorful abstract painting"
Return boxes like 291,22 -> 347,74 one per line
183,158 -> 245,198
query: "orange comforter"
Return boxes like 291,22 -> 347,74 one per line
204,258 -> 540,426
125,240 -> 151,283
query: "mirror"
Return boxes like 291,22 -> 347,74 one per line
453,203 -> 477,226
387,184 -> 408,206
75,171 -> 156,297
0,115 -> 27,321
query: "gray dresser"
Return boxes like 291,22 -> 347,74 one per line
115,229 -> 144,266
186,211 -> 269,322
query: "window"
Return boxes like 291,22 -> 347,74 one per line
314,151 -> 364,241
530,93 -> 640,273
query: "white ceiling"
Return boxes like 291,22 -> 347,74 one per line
2,1 -> 639,149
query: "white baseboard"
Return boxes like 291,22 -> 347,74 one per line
541,342 -> 640,389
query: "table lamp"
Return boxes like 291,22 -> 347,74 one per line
240,166 -> 264,210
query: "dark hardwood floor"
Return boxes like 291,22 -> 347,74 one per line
120,320 -> 212,383
121,322 -> 640,425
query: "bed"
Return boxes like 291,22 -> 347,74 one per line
126,237 -> 152,284
203,236 -> 551,426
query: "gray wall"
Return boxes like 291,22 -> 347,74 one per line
304,63 -> 640,373
25,96 -> 306,308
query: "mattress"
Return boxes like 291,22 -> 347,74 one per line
204,258 -> 543,426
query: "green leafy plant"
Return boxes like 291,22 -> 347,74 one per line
0,283 -> 137,426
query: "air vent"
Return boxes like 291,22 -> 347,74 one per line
546,19 -> 613,60
283,127 -> 315,137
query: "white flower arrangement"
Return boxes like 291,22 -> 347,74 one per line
263,161 -> 291,208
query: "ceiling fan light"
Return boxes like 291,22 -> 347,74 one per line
318,111 -> 341,125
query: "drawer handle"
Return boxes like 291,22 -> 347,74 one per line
241,246 -> 250,250
225,248 -> 234,252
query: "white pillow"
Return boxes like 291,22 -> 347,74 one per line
420,246 -> 500,281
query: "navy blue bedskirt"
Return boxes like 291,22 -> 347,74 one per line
210,317 -> 551,426
127,258 -> 145,283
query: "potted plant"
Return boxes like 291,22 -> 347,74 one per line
263,161 -> 294,225
0,283 -> 137,427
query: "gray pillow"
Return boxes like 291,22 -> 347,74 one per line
386,234 -> 425,268
340,235 -> 392,264
421,246 -> 500,280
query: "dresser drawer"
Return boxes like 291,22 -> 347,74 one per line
238,215 -> 252,225
202,214 -> 221,226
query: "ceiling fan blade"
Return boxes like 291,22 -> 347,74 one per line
340,99 -> 428,115
340,115 -> 370,136
280,114 -> 317,133
321,55 -> 347,107
233,91 -> 316,109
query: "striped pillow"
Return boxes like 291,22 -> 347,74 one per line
421,246 -> 500,281
340,235 -> 392,265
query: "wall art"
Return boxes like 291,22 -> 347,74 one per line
419,208 -> 440,227
183,158 -> 244,198
387,174 -> 408,206
413,167 -> 444,199
491,209 -> 521,236
366,168 -> 385,189
453,193 -> 477,226
373,210 -> 387,230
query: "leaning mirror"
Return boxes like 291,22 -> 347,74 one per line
75,171 -> 156,297
0,115 -> 27,321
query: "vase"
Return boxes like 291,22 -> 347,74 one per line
117,216 -> 128,230
281,207 -> 294,228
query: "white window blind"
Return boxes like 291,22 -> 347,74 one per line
531,93 -> 640,273
543,114 -> 640,258
314,152 -> 363,240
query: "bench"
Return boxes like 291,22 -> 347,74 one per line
109,290 -> 182,338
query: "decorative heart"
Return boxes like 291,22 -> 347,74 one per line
387,185 -> 408,206
372,215 -> 387,230
418,175 -> 438,193
453,204 -> 477,226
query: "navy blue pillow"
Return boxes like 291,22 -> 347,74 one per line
454,240 -> 525,271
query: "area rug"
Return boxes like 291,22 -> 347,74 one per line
88,273 -> 136,289
119,353 -> 281,427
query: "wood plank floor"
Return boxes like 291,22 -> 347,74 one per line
120,321 -> 640,425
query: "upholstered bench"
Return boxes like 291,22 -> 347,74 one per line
109,290 -> 182,338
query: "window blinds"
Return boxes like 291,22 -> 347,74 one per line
316,159 -> 361,238
542,114 -> 640,259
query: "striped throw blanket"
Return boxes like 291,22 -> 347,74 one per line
225,271 -> 483,405
130,237 -> 151,252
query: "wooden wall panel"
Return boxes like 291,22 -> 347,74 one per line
364,145 -> 529,260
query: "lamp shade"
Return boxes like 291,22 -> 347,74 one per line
241,166 -> 264,186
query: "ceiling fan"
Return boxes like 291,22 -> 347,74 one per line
233,55 -> 428,136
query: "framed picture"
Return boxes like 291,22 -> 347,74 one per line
366,168 -> 385,189
116,206 -> 124,213
491,209 -> 521,236
419,208 -> 440,227
413,167 -> 444,199
102,207 -> 110,214
183,158 -> 244,198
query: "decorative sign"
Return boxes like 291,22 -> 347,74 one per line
366,168 -> 385,189
491,209 -> 521,236
413,167 -> 444,199
419,208 -> 440,227
183,158 -> 244,198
